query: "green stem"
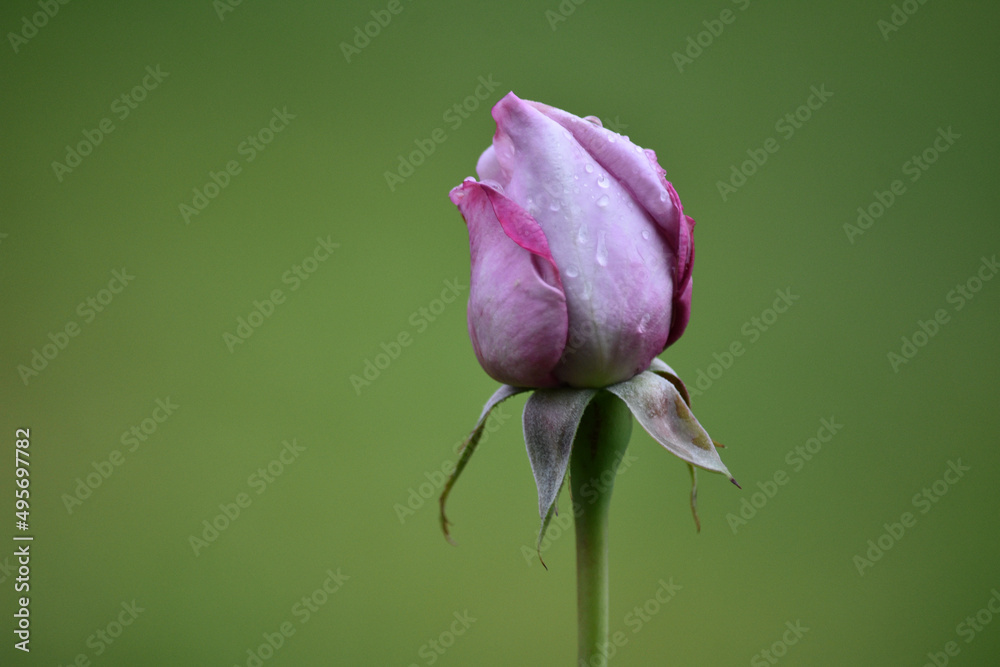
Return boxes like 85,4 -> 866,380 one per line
570,390 -> 632,666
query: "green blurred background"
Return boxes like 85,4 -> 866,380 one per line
2,0 -> 998,664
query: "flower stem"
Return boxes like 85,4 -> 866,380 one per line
570,390 -> 632,665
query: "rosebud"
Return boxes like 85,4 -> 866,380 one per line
450,92 -> 694,388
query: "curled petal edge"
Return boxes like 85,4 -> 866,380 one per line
453,180 -> 569,387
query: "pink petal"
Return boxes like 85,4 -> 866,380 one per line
529,100 -> 696,348
450,180 -> 568,388
490,93 -> 675,386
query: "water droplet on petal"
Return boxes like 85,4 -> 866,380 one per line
641,229 -> 651,240
608,134 -> 617,143
597,174 -> 610,189
596,231 -> 609,267
549,200 -> 561,212
577,225 -> 589,245
659,190 -> 668,202
585,163 -> 595,174
637,312 -> 651,334
565,265 -> 579,278
596,194 -> 610,208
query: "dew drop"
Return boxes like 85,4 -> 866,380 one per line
659,190 -> 669,202
576,224 -> 589,245
608,134 -> 617,143
585,163 -> 595,174
596,231 -> 609,267
637,312 -> 651,334
549,200 -> 561,212
596,194 -> 610,208
597,174 -> 610,189
565,264 -> 579,278
641,229 -> 651,240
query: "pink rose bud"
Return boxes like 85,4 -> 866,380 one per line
450,92 -> 695,388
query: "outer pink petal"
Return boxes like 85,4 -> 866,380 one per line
450,180 -> 568,388
528,100 -> 696,349
528,101 -> 681,239
663,182 -> 695,347
490,93 -> 674,386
